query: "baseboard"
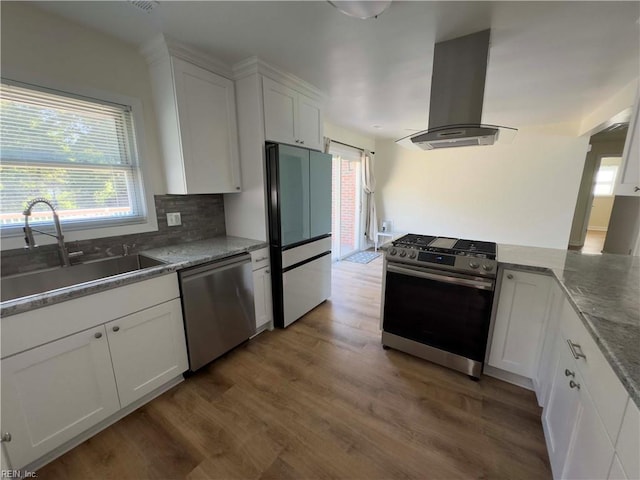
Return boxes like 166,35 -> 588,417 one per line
483,365 -> 534,391
22,375 -> 184,474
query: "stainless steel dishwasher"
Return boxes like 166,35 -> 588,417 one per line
179,253 -> 256,371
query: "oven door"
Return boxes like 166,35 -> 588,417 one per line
382,263 -> 495,362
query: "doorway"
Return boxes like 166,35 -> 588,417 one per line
330,144 -> 363,260
568,124 -> 628,253
582,156 -> 622,253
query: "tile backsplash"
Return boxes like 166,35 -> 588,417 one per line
1,194 -> 226,276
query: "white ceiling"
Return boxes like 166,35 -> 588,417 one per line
32,1 -> 640,140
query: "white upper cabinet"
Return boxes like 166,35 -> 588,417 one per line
616,89 -> 640,196
263,76 -> 324,151
488,269 -> 553,378
148,54 -> 241,194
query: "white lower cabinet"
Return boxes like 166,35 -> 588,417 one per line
561,381 -> 615,479
251,248 -> 273,332
543,336 -> 582,477
1,326 -> 120,469
541,296 -> 632,480
106,299 -> 188,408
253,266 -> 273,331
488,269 -> 553,378
0,274 -> 187,470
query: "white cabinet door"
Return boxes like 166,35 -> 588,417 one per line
0,326 -> 120,469
297,93 -> 323,151
534,281 -> 566,407
488,269 -> 553,378
263,76 -> 324,150
543,336 -> 582,478
253,266 -> 273,331
106,299 -> 188,408
615,399 -> 640,480
263,76 -> 297,146
616,89 -> 640,196
171,57 -> 241,193
562,381 -> 615,480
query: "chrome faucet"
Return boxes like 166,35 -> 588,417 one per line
23,197 -> 72,267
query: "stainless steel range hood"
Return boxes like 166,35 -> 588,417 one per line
397,29 -> 516,150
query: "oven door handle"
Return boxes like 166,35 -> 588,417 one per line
386,264 -> 495,290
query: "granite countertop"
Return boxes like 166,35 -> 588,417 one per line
0,236 -> 267,318
498,244 -> 640,408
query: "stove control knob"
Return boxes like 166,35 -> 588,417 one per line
399,250 -> 407,258
469,261 -> 480,269
409,251 -> 417,259
389,248 -> 397,256
482,264 -> 494,271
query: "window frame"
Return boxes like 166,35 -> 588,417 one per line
0,77 -> 158,250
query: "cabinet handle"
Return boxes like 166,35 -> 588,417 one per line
564,369 -> 575,378
265,270 -> 270,274
567,340 -> 586,360
254,257 -> 268,262
1,432 -> 11,442
300,140 -> 305,145
94,332 -> 102,339
236,186 -> 240,190
295,139 -> 300,144
635,186 -> 640,192
112,326 -> 120,332
569,380 -> 580,390
507,274 -> 514,280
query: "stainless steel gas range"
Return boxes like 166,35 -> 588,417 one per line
380,233 -> 498,379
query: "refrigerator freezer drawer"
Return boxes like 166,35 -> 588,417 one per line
282,253 -> 331,327
282,236 -> 332,269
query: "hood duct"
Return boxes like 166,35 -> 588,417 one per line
397,29 -> 516,150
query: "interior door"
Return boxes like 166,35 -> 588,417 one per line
278,144 -> 310,246
309,151 -> 332,238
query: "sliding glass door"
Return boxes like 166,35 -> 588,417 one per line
331,146 -> 363,260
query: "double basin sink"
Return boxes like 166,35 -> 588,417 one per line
1,255 -> 166,303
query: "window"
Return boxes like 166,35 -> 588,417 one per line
0,80 -> 148,232
594,157 -> 621,196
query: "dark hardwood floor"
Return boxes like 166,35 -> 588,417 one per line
39,254 -> 552,479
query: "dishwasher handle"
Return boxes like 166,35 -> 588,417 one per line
179,253 -> 251,281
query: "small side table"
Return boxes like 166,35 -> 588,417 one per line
375,231 -> 395,251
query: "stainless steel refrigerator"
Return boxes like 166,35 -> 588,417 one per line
266,142 -> 332,328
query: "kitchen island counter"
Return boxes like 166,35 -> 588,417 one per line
498,244 -> 639,407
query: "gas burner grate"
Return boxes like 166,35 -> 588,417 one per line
393,234 -> 437,247
453,239 -> 496,255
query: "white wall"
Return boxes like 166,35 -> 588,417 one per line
0,2 -> 165,195
374,129 -> 589,249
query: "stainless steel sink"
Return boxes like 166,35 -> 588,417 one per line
1,255 -> 166,302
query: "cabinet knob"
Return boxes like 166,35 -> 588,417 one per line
1,432 -> 11,442
635,186 -> 640,192
265,270 -> 270,274
236,186 -> 240,190
112,326 -> 120,332
564,369 -> 575,378
300,140 -> 305,145
94,332 -> 103,339
569,380 -> 580,390
507,274 -> 514,280
295,139 -> 300,144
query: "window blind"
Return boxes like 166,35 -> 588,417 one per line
0,81 -> 145,228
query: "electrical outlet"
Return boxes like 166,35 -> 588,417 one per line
166,212 -> 182,227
